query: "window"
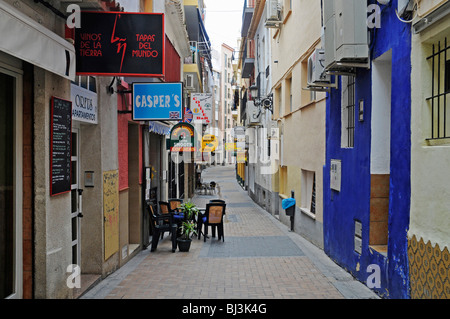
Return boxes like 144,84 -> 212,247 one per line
341,76 -> 356,148
286,76 -> 292,113
301,170 -> 316,216
280,166 -> 288,195
72,75 -> 97,93
427,37 -> 450,140
275,85 -> 282,117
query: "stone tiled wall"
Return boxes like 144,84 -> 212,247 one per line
408,235 -> 450,299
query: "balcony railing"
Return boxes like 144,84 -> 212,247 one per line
241,0 -> 255,37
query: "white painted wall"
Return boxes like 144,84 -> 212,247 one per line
371,50 -> 392,174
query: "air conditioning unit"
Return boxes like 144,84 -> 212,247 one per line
398,0 -> 415,19
185,74 -> 194,89
323,0 -> 369,73
247,101 -> 261,125
265,0 -> 282,29
307,49 -> 331,86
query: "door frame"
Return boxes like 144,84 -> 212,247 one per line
0,64 -> 23,299
70,126 -> 81,267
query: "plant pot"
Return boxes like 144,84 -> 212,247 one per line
177,238 -> 192,252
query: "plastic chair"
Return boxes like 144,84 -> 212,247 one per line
168,198 -> 183,213
202,202 -> 226,242
147,202 -> 177,252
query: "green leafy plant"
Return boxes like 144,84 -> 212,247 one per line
180,220 -> 197,240
180,201 -> 199,221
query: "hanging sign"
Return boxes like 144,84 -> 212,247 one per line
75,11 -> 164,77
190,93 -> 213,124
133,82 -> 183,121
70,84 -> 98,124
183,108 -> 193,123
50,97 -> 72,196
202,134 -> 218,152
169,122 -> 196,152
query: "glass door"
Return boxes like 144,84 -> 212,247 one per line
71,128 -> 81,266
0,67 -> 22,299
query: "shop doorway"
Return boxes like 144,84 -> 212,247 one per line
71,128 -> 82,266
0,67 -> 23,299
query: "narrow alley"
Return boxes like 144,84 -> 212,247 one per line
81,165 -> 378,300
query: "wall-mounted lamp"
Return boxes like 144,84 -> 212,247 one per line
249,84 -> 273,114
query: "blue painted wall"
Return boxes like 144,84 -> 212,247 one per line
323,0 -> 411,299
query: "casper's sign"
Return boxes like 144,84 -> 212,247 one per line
75,11 -> 164,77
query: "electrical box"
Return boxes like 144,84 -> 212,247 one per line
322,0 -> 369,71
247,100 -> 261,125
330,159 -> 341,191
307,49 -> 331,86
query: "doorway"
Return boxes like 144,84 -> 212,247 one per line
0,67 -> 23,299
370,50 -> 392,255
71,128 -> 81,266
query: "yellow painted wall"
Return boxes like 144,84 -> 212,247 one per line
271,0 -> 325,223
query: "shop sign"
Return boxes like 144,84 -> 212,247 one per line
132,82 -> 183,121
190,93 -> 212,123
183,108 -> 193,123
169,122 -> 196,152
75,11 -> 164,77
202,134 -> 218,152
70,84 -> 98,124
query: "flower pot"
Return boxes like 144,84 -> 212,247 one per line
177,238 -> 192,252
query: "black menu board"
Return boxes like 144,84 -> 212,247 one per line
50,97 -> 72,196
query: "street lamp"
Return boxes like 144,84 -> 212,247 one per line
249,84 -> 273,114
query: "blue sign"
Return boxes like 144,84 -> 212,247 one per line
132,82 -> 183,121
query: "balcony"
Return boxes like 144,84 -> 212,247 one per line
241,40 -> 255,79
241,0 -> 255,37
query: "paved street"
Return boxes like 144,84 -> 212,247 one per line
82,165 -> 378,300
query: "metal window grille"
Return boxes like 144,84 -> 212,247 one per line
310,173 -> 316,214
345,76 -> 356,148
427,37 -> 450,140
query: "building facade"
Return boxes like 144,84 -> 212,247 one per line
409,0 -> 450,299
322,0 -> 412,299
0,0 -> 194,299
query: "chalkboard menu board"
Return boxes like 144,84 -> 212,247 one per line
50,97 -> 72,196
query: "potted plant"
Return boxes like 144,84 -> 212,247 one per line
177,201 -> 199,252
177,220 -> 197,252
179,201 -> 199,221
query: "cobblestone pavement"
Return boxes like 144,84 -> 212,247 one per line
82,165 -> 379,300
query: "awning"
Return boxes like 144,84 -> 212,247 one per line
148,121 -> 171,136
0,1 -> 76,80
197,9 -> 212,70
